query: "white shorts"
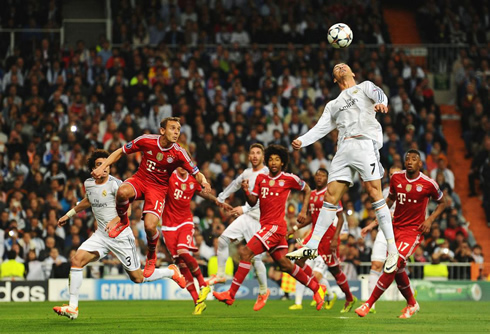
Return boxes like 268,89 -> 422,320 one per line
328,139 -> 384,186
306,257 -> 327,275
371,229 -> 387,262
79,230 -> 140,272
221,214 -> 261,243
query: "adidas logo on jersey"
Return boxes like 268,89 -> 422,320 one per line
397,184 -> 402,188
147,151 -> 153,155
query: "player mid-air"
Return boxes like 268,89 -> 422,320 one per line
92,117 -> 211,279
162,167 -> 232,315
286,63 -> 399,274
356,149 -> 446,318
206,143 -> 270,311
289,168 -> 356,312
53,150 -> 185,320
213,145 -> 326,310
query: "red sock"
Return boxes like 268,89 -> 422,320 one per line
179,252 -> 207,288
395,268 -> 416,305
116,200 -> 130,219
146,232 -> 159,256
302,263 -> 313,277
290,264 -> 319,292
176,258 -> 198,303
366,272 -> 396,307
230,261 -> 251,298
333,269 -> 354,302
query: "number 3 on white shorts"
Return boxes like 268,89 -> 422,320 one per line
398,242 -> 410,252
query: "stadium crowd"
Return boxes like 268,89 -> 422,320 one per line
0,0 -> 485,282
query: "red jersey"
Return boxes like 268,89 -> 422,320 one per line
309,187 -> 343,228
389,171 -> 443,231
252,171 -> 305,235
122,135 -> 199,187
162,171 -> 202,228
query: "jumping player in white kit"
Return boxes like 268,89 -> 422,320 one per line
206,143 -> 270,311
286,63 -> 399,274
53,150 -> 185,320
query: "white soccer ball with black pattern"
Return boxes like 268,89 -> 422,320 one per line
327,23 -> 353,48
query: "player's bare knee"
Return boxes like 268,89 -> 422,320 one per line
240,247 -> 254,262
117,185 -> 133,201
71,257 -> 83,268
296,257 -> 306,268
371,261 -> 383,272
129,272 -> 144,283
329,265 -> 340,276
313,271 -> 323,281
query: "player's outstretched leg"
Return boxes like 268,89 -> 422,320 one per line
178,251 -> 210,302
109,184 -> 135,238
206,235 -> 230,286
286,206 -> 336,259
53,267 -> 83,320
214,261 -> 252,305
371,199 -> 398,273
252,255 -> 269,311
143,231 -> 159,278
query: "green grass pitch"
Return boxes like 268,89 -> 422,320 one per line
2,300 -> 490,333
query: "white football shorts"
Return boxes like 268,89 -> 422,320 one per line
328,139 -> 384,186
79,230 -> 141,272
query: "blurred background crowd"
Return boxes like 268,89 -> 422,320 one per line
0,0 -> 488,283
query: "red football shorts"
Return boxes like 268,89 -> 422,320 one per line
247,225 -> 288,256
394,228 -> 423,260
124,176 -> 168,218
303,227 -> 340,267
162,223 -> 197,258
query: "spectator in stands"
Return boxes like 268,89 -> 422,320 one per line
0,250 -> 25,280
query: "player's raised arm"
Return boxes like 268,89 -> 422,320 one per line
242,179 -> 258,207
297,183 -> 311,224
293,103 -> 336,149
198,189 -> 233,211
58,197 -> 91,227
194,171 -> 211,194
92,148 -> 123,179
360,81 -> 389,114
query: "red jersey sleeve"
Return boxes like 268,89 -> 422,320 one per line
175,144 -> 199,175
122,135 -> 145,154
428,178 -> 444,201
389,175 -> 397,198
286,173 -> 306,191
251,174 -> 263,196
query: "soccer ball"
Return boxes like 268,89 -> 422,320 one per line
327,23 -> 353,49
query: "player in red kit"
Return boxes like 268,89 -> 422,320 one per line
92,117 -> 211,278
290,168 -> 357,312
213,145 -> 326,310
163,167 -> 232,315
356,149 -> 446,318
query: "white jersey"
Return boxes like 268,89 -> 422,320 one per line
84,175 -> 130,237
298,81 -> 388,149
217,166 -> 269,220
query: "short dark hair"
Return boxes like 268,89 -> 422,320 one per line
250,143 -> 265,153
405,149 -> 421,159
87,149 -> 110,170
264,144 -> 289,171
160,116 -> 181,129
316,168 -> 329,176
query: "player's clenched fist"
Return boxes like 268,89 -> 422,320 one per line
241,179 -> 249,192
292,139 -> 302,150
374,104 -> 388,113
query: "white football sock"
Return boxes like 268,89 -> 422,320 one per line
294,280 -> 305,305
252,256 -> 268,295
69,267 -> 83,308
372,199 -> 397,253
368,269 -> 382,308
305,203 -> 336,249
217,236 -> 231,277
143,268 -> 174,282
